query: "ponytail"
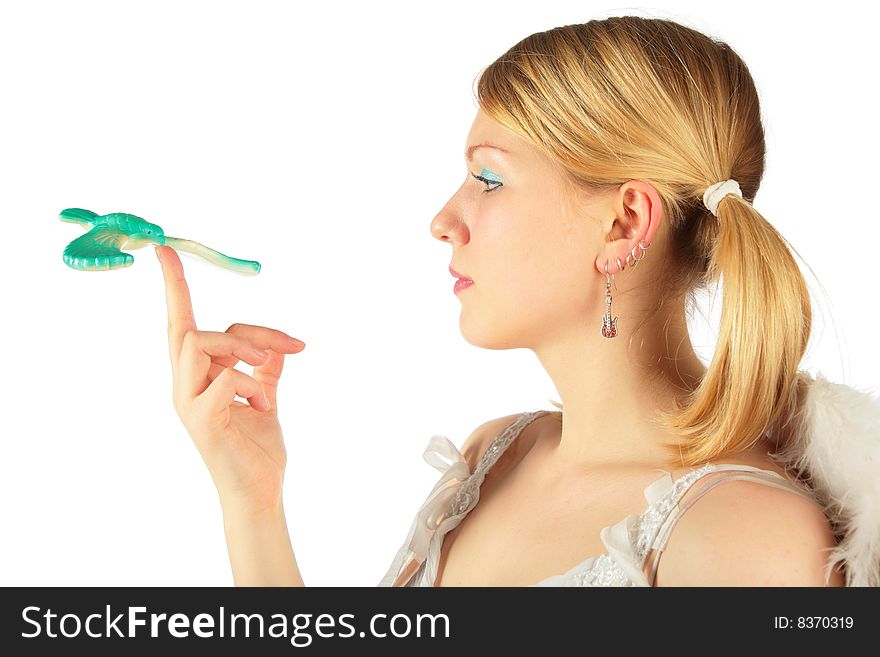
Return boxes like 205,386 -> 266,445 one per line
653,193 -> 813,465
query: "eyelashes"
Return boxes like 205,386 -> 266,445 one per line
470,171 -> 503,193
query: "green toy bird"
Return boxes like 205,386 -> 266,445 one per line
59,208 -> 261,275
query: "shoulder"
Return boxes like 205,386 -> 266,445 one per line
655,472 -> 845,586
459,412 -> 531,472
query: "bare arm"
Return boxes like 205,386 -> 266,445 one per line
222,501 -> 305,587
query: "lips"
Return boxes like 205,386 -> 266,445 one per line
449,266 -> 473,282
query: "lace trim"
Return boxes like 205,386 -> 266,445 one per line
449,412 -> 546,516
631,463 -> 717,566
572,554 -> 632,587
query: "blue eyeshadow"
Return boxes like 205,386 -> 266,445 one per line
479,167 -> 503,182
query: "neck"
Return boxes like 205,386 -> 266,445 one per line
533,304 -> 707,472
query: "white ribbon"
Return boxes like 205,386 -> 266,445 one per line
702,179 -> 742,216
377,435 -> 473,586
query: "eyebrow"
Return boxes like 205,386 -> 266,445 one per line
465,143 -> 509,161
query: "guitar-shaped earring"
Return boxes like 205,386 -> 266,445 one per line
600,259 -> 618,338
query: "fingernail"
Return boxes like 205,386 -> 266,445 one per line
263,392 -> 271,409
155,247 -> 161,260
252,348 -> 268,359
290,337 -> 305,348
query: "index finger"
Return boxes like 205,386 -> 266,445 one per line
156,245 -> 197,365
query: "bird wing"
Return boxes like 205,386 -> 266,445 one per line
63,226 -> 134,271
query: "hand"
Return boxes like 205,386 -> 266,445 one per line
156,245 -> 306,515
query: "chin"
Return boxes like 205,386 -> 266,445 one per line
459,316 -> 529,351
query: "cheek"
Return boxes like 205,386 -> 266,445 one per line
513,268 -> 593,319
469,197 -> 595,309
529,252 -> 599,324
472,203 -> 552,270
477,236 -> 591,315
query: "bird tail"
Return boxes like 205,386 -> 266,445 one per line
59,208 -> 99,226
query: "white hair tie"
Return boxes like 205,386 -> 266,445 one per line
703,179 -> 742,217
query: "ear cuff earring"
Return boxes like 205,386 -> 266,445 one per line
600,239 -> 651,339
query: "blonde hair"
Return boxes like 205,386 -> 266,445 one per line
476,16 -> 813,467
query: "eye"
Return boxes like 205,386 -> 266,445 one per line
470,172 -> 503,193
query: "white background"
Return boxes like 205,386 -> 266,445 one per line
1,0 -> 877,586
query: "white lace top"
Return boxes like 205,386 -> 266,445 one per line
378,410 -> 817,587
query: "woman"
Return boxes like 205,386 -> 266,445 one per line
157,16 -> 863,587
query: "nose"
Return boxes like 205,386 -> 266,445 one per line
430,193 -> 467,244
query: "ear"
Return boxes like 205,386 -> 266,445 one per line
596,180 -> 663,275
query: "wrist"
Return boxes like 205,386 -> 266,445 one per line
221,495 -> 285,526
219,496 -> 303,587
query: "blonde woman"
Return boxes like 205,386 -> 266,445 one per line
157,16 -> 865,587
